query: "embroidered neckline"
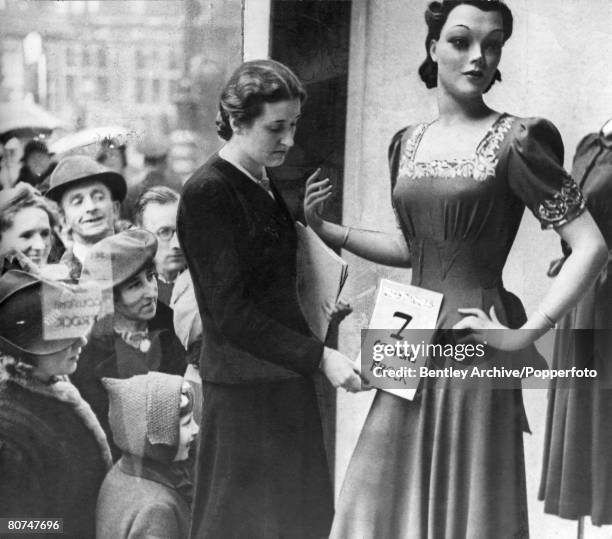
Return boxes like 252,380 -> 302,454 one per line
398,113 -> 515,182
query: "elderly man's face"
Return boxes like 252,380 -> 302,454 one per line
60,180 -> 118,245
141,201 -> 185,280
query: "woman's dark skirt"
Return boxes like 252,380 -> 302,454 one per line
189,377 -> 334,539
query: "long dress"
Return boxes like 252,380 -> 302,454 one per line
330,115 -> 586,539
538,129 -> 612,526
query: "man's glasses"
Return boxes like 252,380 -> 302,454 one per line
155,226 -> 176,242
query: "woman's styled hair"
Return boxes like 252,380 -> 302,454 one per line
0,183 -> 60,241
216,59 -> 307,141
418,0 -> 514,92
0,352 -> 36,381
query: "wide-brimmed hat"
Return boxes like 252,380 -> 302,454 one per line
46,155 -> 126,203
0,270 -> 89,357
21,139 -> 53,162
80,228 -> 157,290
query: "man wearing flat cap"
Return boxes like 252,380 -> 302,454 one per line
46,155 -> 127,281
72,228 -> 186,458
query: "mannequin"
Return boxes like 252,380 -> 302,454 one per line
539,122 -> 612,538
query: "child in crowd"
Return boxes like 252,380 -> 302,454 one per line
96,372 -> 198,539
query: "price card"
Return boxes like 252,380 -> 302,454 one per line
361,279 -> 443,400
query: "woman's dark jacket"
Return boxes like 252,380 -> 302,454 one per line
177,155 -> 323,384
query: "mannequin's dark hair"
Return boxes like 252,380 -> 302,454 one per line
418,1 -> 513,93
215,59 -> 307,141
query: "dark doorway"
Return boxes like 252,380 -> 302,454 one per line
270,0 -> 352,479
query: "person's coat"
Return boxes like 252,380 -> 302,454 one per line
95,373 -> 192,539
0,365 -> 111,538
71,301 -> 186,459
177,155 -> 323,384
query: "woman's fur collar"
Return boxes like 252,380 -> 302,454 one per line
0,357 -> 113,469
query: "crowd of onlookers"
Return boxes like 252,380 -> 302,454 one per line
0,133 -> 202,538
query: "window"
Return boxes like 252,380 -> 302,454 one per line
135,78 -> 145,103
66,46 -> 76,67
97,47 -> 107,68
169,79 -> 178,101
135,50 -> 146,70
168,50 -> 178,70
97,76 -> 109,101
151,78 -> 161,103
66,75 -> 75,100
82,48 -> 90,68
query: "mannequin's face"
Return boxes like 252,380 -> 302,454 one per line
430,5 -> 505,98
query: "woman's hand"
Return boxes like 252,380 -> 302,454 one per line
304,168 -> 332,232
453,306 -> 531,351
320,347 -> 365,393
324,299 -> 353,326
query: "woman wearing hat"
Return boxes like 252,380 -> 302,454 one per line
96,372 -> 198,539
16,139 -> 55,190
0,182 -> 61,270
0,270 -> 112,539
71,228 -> 186,457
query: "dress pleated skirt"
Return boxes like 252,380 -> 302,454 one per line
539,270 -> 612,526
330,387 -> 529,539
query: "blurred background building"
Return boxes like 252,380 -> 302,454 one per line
0,0 -> 242,180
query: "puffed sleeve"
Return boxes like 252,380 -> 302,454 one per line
503,118 -> 585,229
574,134 -> 612,245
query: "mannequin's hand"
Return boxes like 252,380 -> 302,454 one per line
453,306 -> 529,351
304,169 -> 332,232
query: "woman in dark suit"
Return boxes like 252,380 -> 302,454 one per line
178,59 -> 362,539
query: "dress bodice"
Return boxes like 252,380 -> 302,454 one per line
571,129 -> 612,247
388,114 -> 585,327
